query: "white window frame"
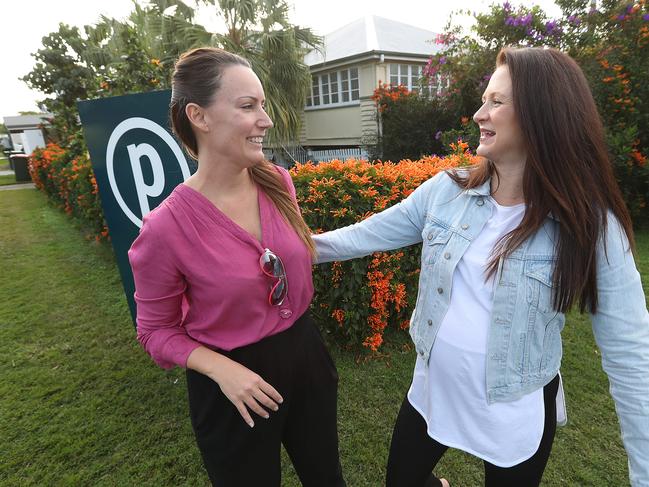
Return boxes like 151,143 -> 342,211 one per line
305,67 -> 360,110
388,63 -> 440,97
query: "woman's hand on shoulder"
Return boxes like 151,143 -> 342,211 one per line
186,346 -> 283,427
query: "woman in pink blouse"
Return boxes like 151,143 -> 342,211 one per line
128,47 -> 346,487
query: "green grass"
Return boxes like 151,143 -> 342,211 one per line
1,188 -> 646,486
0,173 -> 22,186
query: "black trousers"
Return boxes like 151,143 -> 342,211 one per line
186,312 -> 346,487
386,374 -> 560,487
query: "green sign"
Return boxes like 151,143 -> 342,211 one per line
78,90 -> 196,324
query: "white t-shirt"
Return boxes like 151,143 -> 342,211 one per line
407,197 -> 546,467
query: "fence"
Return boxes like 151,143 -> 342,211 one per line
265,146 -> 370,168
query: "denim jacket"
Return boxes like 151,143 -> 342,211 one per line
313,171 -> 649,486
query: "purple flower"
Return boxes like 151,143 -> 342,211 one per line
483,73 -> 492,81
435,131 -> 443,140
626,4 -> 633,13
521,13 -> 533,25
617,14 -> 626,21
545,21 -> 557,33
643,13 -> 649,21
503,1 -> 512,11
438,56 -> 447,65
568,15 -> 581,25
588,7 -> 599,15
505,16 -> 515,25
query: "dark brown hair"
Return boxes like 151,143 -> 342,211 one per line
170,47 -> 315,256
449,47 -> 634,313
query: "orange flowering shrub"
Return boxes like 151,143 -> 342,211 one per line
29,143 -> 108,240
291,150 -> 478,351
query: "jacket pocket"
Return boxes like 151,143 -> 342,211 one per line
421,223 -> 452,266
522,259 -> 559,375
524,259 -> 555,313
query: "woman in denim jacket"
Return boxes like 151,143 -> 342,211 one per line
314,47 -> 649,486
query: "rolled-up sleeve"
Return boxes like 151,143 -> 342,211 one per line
128,217 -> 201,369
590,215 -> 649,486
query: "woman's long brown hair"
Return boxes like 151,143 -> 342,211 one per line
169,47 -> 315,256
449,47 -> 634,314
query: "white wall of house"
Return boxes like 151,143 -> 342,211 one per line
21,130 -> 46,154
303,105 -> 362,146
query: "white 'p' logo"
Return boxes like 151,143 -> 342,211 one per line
106,117 -> 190,227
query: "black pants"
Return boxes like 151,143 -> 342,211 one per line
386,374 -> 560,487
186,312 -> 346,487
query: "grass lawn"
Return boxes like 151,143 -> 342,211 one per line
1,188 -> 646,486
0,173 -> 27,186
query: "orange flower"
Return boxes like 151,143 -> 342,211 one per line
331,309 -> 345,325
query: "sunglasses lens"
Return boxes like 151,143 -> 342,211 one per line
260,249 -> 288,306
270,279 -> 287,305
261,251 -> 284,277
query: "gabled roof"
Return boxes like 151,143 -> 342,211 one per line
305,15 -> 441,67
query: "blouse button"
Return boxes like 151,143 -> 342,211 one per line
279,309 -> 293,319
461,224 -> 469,230
444,252 -> 451,259
427,233 -> 434,240
427,319 -> 433,326
476,198 -> 485,206
437,287 -> 444,294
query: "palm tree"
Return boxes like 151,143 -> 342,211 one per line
199,0 -> 322,143
25,0 -> 321,145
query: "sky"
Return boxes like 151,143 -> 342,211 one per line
0,0 -> 563,119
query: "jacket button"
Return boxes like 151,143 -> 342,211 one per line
419,351 -> 425,357
427,319 -> 433,326
437,287 -> 443,294
476,198 -> 485,206
427,233 -> 433,240
461,224 -> 469,230
444,252 -> 451,259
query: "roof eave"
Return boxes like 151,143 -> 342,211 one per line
307,50 -> 433,72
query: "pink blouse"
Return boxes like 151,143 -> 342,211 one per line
128,167 -> 314,369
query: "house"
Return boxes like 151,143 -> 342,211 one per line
290,15 -> 442,163
2,113 -> 51,154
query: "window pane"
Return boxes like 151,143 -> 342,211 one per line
331,93 -> 339,103
321,74 -> 329,104
390,75 -> 398,85
341,70 -> 348,81
351,79 -> 359,90
400,75 -> 408,86
350,68 -> 358,79
330,73 -> 338,97
312,76 -> 320,105
342,92 -> 349,102
351,90 -> 359,101
342,80 -> 349,92
390,64 -> 398,76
